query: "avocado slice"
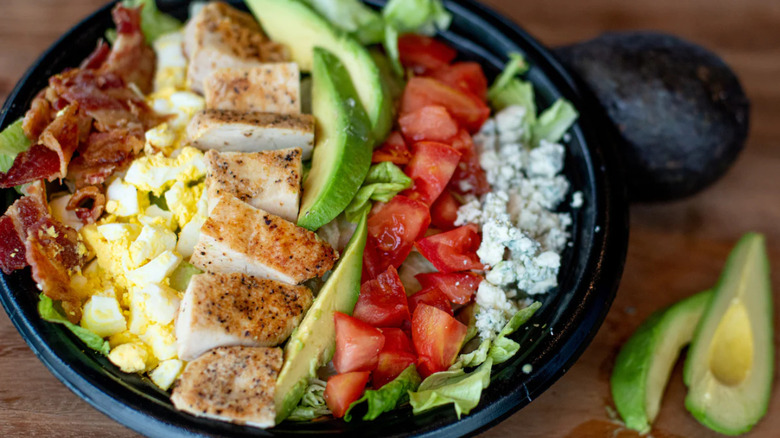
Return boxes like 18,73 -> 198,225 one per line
611,290 -> 713,433
683,233 -> 773,435
295,47 -> 373,231
245,0 -> 392,141
274,211 -> 368,423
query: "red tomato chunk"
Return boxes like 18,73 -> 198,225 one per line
379,327 -> 415,354
373,350 -> 417,389
324,371 -> 371,418
399,105 -> 458,143
430,190 -> 460,230
402,141 -> 461,206
372,131 -> 411,165
416,272 -> 483,304
411,304 -> 468,378
397,34 -> 456,74
407,286 -> 453,316
401,77 -> 490,133
429,62 -> 488,101
333,312 -> 385,373
363,195 -> 431,281
353,266 -> 411,328
447,129 -> 490,196
415,224 -> 484,273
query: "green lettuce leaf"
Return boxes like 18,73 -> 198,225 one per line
301,0 -> 385,44
124,0 -> 183,43
345,162 -> 412,222
382,24 -> 403,76
383,0 -> 452,35
287,378 -> 331,421
169,261 -> 202,291
531,98 -> 578,145
409,358 -> 493,418
489,301 -> 541,364
487,52 -> 529,101
450,338 -> 491,370
345,364 -> 421,421
38,294 -> 110,356
0,118 -> 32,173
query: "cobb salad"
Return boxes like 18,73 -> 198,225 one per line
0,0 -> 581,428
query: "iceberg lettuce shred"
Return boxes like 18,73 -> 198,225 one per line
531,98 -> 579,144
409,358 -> 492,418
0,118 -> 31,173
302,0 -> 385,44
38,294 -> 110,356
345,162 -> 412,222
345,364 -> 421,421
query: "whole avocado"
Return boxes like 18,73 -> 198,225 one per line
555,32 -> 750,201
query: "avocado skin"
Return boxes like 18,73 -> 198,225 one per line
555,32 -> 749,201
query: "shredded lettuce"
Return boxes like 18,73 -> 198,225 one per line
409,358 -> 492,418
345,364 -> 421,421
345,162 -> 412,222
370,49 -> 406,101
383,0 -> 452,35
487,53 -> 529,100
532,99 -> 578,145
382,24 -> 403,76
169,261 -> 202,291
0,118 -> 32,173
38,294 -> 110,356
301,0 -> 385,44
287,378 -> 331,421
450,339 -> 490,370
122,0 -> 182,44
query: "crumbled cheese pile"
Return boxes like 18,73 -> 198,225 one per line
455,105 -> 582,341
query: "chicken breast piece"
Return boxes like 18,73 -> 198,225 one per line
204,65 -> 300,114
190,194 -> 338,284
183,2 -> 287,94
176,272 -> 312,361
188,109 -> 314,159
205,149 -> 302,222
171,346 -> 282,428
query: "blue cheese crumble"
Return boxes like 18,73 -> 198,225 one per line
456,105 -> 580,341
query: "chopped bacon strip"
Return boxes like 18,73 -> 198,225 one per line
26,216 -> 89,323
99,5 -> 156,94
38,103 -> 81,178
23,90 -> 54,141
0,145 -> 61,188
67,128 -> 145,188
0,215 -> 27,274
80,40 -> 111,71
67,185 -> 106,225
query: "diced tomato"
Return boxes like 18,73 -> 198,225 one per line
401,141 -> 461,206
397,34 -> 456,74
447,129 -> 490,196
372,131 -> 411,165
415,224 -> 484,273
416,356 -> 439,380
415,272 -> 483,304
407,287 -> 453,316
399,105 -> 458,143
411,304 -> 468,378
373,350 -> 417,389
324,371 -> 371,418
363,196 -> 431,281
430,190 -> 460,230
429,62 -> 488,101
353,266 -> 410,328
380,327 -> 415,354
400,77 -> 490,133
333,312 -> 385,373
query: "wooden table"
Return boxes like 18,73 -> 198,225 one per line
1,1 -> 777,436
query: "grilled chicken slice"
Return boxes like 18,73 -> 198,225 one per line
171,346 -> 282,428
183,2 -> 287,94
190,194 -> 338,284
188,110 -> 315,159
203,65 -> 300,114
176,272 -> 312,361
205,149 -> 302,222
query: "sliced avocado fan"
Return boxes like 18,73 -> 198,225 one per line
684,233 -> 773,435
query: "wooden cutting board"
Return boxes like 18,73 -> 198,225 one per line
0,1 -> 777,437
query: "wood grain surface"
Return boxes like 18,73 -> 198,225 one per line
1,1 -> 778,437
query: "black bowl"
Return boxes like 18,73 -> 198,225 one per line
0,0 -> 628,436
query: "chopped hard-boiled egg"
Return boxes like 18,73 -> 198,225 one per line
177,215 -> 206,259
138,205 -> 177,231
80,295 -> 127,338
124,146 -> 206,196
165,181 -> 204,228
127,250 -> 182,287
150,359 -> 185,391
136,283 -> 181,326
128,223 -> 177,268
140,324 -> 178,361
106,177 -> 148,217
108,342 -> 151,373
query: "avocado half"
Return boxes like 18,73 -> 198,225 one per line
611,290 -> 712,433
684,233 -> 773,435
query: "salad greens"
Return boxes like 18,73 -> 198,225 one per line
345,162 -> 412,222
0,118 -> 31,173
532,98 -> 579,144
487,53 -> 530,100
107,0 -> 182,44
287,378 -> 331,421
301,0 -> 385,44
169,261 -> 203,291
409,358 -> 493,418
345,365 -> 422,421
38,294 -> 110,356
382,0 -> 452,36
